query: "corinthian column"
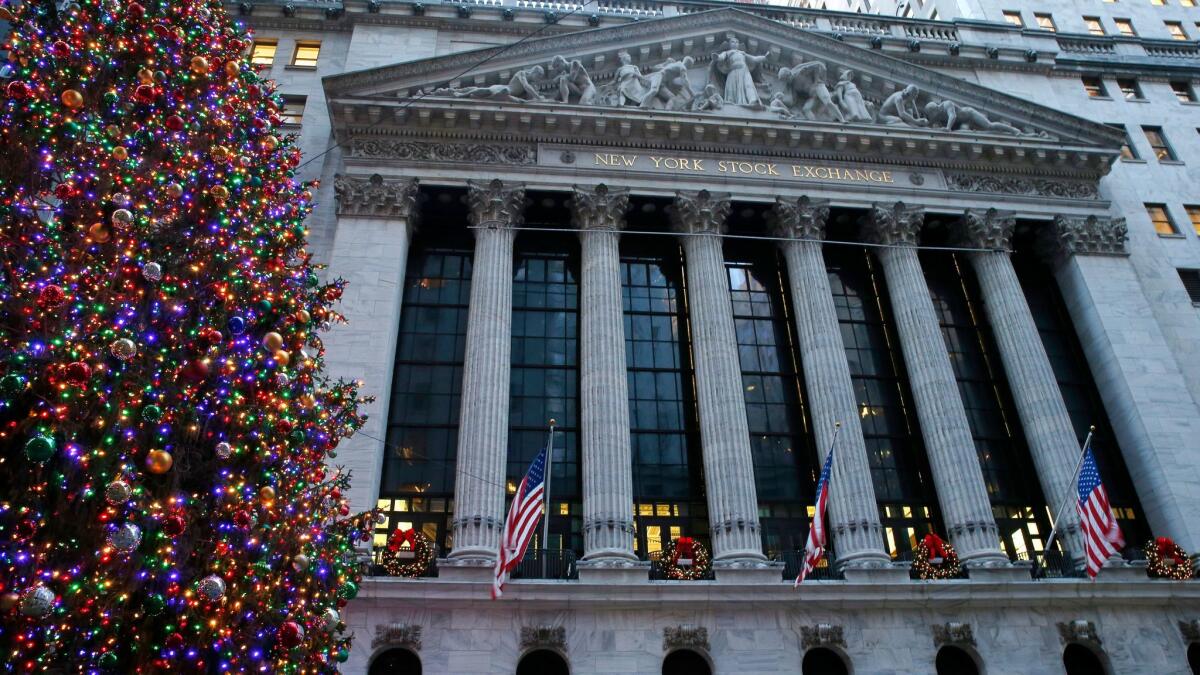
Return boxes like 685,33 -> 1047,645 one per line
960,209 -> 1084,563
570,185 -> 638,565
771,197 -> 890,569
446,179 -> 524,562
670,190 -> 767,565
863,202 -> 1007,567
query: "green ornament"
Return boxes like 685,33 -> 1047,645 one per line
338,581 -> 358,600
336,648 -> 350,663
142,405 -> 162,422
0,373 -> 24,396
305,273 -> 319,288
98,651 -> 119,669
259,299 -> 272,312
24,435 -> 55,463
289,429 -> 305,444
144,594 -> 165,616
102,91 -> 119,107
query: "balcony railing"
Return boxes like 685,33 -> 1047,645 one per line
510,548 -> 579,580
777,549 -> 845,581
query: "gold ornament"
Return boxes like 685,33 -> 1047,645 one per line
274,350 -> 290,366
112,146 -> 129,161
224,61 -> 239,78
262,332 -> 284,351
138,68 -> 155,84
259,486 -> 276,503
190,56 -> 209,74
61,89 -> 84,109
88,222 -> 111,242
166,183 -> 184,199
210,185 -> 229,201
145,449 -> 173,474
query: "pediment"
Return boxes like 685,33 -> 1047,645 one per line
324,8 -> 1122,179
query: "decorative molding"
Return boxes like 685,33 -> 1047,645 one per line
863,201 -> 924,246
520,625 -> 567,652
960,208 -> 1015,251
1179,619 -> 1200,643
800,624 -> 846,649
570,184 -> 630,232
771,196 -> 831,241
669,190 -> 731,236
1057,620 -> 1102,646
932,622 -> 976,647
332,174 -> 419,220
348,139 -> 536,165
945,173 -> 1099,200
663,625 -> 710,652
372,623 -> 422,651
467,179 -> 526,229
1052,215 -> 1128,257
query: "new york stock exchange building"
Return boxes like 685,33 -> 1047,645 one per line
234,0 -> 1200,672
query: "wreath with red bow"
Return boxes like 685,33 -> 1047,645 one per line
656,537 -> 711,581
912,533 -> 962,580
1145,537 -> 1193,580
381,528 -> 435,578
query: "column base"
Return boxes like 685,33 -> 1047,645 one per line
437,558 -> 494,582
713,560 -> 785,584
968,560 -> 1034,583
842,564 -> 911,584
578,560 -> 651,585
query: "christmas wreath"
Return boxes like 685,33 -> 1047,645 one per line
1145,537 -> 1194,580
381,528 -> 435,578
656,537 -> 711,581
912,533 -> 962,580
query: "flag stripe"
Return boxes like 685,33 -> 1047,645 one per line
493,444 -> 550,598
1076,445 -> 1124,579
796,446 -> 834,587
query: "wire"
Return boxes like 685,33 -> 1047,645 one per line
294,0 -> 600,173
353,427 -> 513,493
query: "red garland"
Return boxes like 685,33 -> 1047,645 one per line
1145,537 -> 1193,580
923,533 -> 947,563
673,536 -> 696,565
1156,537 -> 1188,567
381,528 -> 434,578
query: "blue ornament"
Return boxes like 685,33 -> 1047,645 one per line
228,316 -> 246,335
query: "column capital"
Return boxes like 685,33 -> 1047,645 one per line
862,201 -> 924,247
959,208 -> 1016,251
669,189 -> 731,235
333,173 -> 419,221
570,184 -> 630,232
770,196 -> 831,241
1051,215 -> 1128,257
467,179 -> 526,229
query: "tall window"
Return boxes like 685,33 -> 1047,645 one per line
1142,126 -> 1177,160
921,252 -> 1050,562
1117,78 -> 1144,100
726,246 -> 818,559
250,39 -> 277,66
291,41 -> 321,68
1082,76 -> 1108,98
1171,81 -> 1197,102
377,231 -> 473,555
507,234 -> 582,553
1114,18 -> 1137,35
279,95 -> 306,126
825,246 -> 941,558
1167,20 -> 1191,39
1084,17 -> 1106,35
1107,123 -> 1140,159
1003,10 -> 1025,26
622,235 -> 707,558
1185,204 -> 1200,234
1013,253 -> 1148,546
1035,13 -> 1057,31
1145,203 -> 1180,235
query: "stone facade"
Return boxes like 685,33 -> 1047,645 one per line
235,1 -> 1200,673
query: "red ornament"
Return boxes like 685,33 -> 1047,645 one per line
165,115 -> 184,131
162,514 -> 186,537
6,81 -> 28,100
134,84 -> 155,103
181,358 -> 210,382
38,285 -> 67,308
15,518 -> 37,539
232,510 -> 252,529
276,419 -> 293,435
165,632 -> 184,649
127,2 -> 145,20
50,40 -> 70,58
64,361 -> 91,385
54,183 -> 74,200
279,621 -> 304,648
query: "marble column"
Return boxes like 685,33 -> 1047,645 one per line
325,174 -> 419,519
960,209 -> 1084,563
570,185 -> 639,565
862,202 -> 1007,567
446,179 -> 524,562
771,197 -> 890,569
670,190 -> 767,565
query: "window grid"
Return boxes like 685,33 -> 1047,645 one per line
249,39 -> 277,66
1082,76 -> 1108,98
280,96 -> 306,126
1114,18 -> 1137,36
1143,126 -> 1177,160
1183,0 -> 1196,7
1145,203 -> 1180,235
1003,10 -> 1024,27
291,41 -> 321,67
1185,205 -> 1200,234
1171,81 -> 1197,102
1167,20 -> 1190,39
1108,123 -> 1140,160
1084,17 -> 1106,35
1035,13 -> 1056,31
1117,78 -> 1144,100
726,252 -> 818,559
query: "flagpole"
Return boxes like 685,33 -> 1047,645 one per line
1036,425 -> 1094,577
541,418 -> 557,579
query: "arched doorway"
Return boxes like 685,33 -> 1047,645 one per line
1063,643 -> 1107,675
516,649 -> 569,675
802,647 -> 849,675
663,649 -> 712,675
1188,643 -> 1199,674
935,646 -> 979,675
369,648 -> 422,675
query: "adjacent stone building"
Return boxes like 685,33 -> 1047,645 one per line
232,0 -> 1200,672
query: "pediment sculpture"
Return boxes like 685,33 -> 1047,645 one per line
417,40 -> 1044,137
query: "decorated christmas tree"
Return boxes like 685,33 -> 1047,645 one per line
0,0 -> 372,670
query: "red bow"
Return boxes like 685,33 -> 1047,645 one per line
1157,537 -> 1187,566
923,533 -> 947,561
388,528 -> 417,553
674,537 -> 695,561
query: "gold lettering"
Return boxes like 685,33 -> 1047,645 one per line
815,167 -> 830,179
853,170 -> 869,181
650,156 -> 663,168
767,163 -> 780,176
594,153 -> 610,166
622,154 -> 637,167
882,171 -> 893,183
792,165 -> 804,177
867,171 -> 882,182
665,158 -> 680,170
718,161 -> 729,172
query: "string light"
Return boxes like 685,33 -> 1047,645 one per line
0,0 -> 373,671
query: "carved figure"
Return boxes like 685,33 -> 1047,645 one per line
767,92 -> 793,118
777,60 -> 845,123
923,99 -> 1023,135
709,37 -> 771,107
640,57 -> 695,110
831,69 -> 874,122
429,65 -> 547,103
877,84 -> 928,127
550,55 -> 597,106
612,49 -> 651,106
691,84 -> 723,112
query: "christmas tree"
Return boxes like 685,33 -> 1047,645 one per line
0,0 -> 373,671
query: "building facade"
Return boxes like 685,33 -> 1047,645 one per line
233,1 -> 1200,672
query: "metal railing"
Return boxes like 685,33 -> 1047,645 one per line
777,549 -> 845,581
510,548 -> 579,580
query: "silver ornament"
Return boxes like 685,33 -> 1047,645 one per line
214,442 -> 233,459
19,586 -> 55,618
142,262 -> 162,282
197,574 -> 226,602
275,373 -> 290,387
105,480 -> 132,504
321,607 -> 340,632
109,338 -> 136,361
291,554 -> 310,572
107,522 -> 142,553
111,193 -> 132,208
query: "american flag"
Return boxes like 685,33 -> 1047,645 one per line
1077,445 -> 1125,579
796,444 -> 835,587
492,444 -> 548,599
